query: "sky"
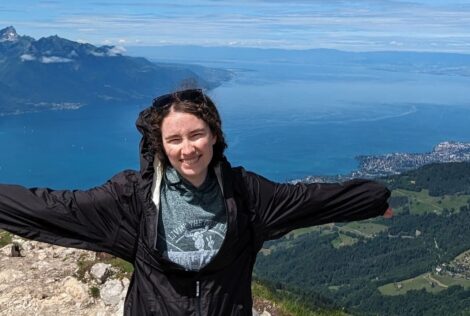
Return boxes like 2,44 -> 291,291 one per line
1,0 -> 470,53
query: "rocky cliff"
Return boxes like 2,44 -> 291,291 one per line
0,236 -> 276,315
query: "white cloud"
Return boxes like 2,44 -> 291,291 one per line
89,51 -> 105,56
40,56 -> 73,63
106,45 -> 126,56
8,0 -> 470,52
389,41 -> 404,46
20,54 -> 36,61
87,46 -> 126,57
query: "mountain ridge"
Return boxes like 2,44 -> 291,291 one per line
0,26 -> 231,115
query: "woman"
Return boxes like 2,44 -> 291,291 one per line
0,89 -> 391,315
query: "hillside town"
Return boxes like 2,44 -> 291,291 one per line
437,250 -> 470,281
354,141 -> 470,178
297,141 -> 470,183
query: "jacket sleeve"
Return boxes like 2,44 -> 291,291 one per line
243,171 -> 390,241
0,170 -> 141,262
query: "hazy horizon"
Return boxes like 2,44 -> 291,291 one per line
2,0 -> 470,53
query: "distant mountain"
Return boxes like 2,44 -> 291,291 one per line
128,45 -> 470,77
0,26 -> 232,115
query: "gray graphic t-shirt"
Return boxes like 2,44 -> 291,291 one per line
156,167 -> 227,271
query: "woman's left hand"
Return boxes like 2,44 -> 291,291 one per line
383,207 -> 393,219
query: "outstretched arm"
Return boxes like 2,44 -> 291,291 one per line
244,172 -> 391,240
0,170 -> 141,262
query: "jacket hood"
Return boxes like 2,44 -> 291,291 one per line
136,106 -> 156,179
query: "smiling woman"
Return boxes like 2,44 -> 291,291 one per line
0,88 -> 391,315
161,111 -> 217,187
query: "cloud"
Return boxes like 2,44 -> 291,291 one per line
89,51 -> 105,56
389,41 -> 404,46
40,56 -> 73,63
87,45 -> 125,57
4,0 -> 470,52
106,45 -> 126,56
20,54 -> 36,61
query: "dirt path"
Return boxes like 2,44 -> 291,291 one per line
426,273 -> 448,288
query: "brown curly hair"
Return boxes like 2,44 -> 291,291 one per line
147,89 -> 227,167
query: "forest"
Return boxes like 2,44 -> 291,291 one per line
254,162 -> 470,315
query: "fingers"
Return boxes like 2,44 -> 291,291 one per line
383,207 -> 394,219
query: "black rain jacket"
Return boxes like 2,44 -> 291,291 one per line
0,106 -> 390,315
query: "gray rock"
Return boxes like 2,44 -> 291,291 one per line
90,262 -> 112,283
100,279 -> 124,306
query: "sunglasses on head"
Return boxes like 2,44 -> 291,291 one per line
152,89 -> 207,110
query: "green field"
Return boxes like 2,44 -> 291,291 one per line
287,225 -> 325,239
281,221 -> 388,251
331,234 -> 358,249
432,274 -> 470,289
379,273 -> 443,295
392,189 -> 470,215
379,272 -> 470,296
340,221 -> 388,238
252,281 -> 349,316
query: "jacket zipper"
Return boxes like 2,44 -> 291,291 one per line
196,280 -> 202,316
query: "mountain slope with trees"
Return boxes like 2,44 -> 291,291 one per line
255,162 -> 470,315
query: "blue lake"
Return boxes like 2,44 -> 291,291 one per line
1,57 -> 470,188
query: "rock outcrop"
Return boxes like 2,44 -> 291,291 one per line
0,236 -> 279,315
0,238 -> 128,315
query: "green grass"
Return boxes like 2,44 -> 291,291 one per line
379,272 -> 470,296
379,273 -> 444,295
75,254 -> 134,281
266,226 -> 334,254
284,222 -> 387,251
252,281 -> 348,316
0,230 -> 13,247
392,189 -> 470,215
287,226 -> 327,239
331,234 -> 358,249
344,221 -> 387,237
89,286 -> 100,298
75,255 -> 98,281
340,222 -> 388,238
103,257 -> 134,278
432,274 -> 470,289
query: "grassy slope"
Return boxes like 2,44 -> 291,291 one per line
252,281 -> 348,316
0,230 -> 12,247
379,272 -> 470,296
392,189 -> 470,215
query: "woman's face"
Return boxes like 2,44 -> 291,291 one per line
161,110 -> 217,187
